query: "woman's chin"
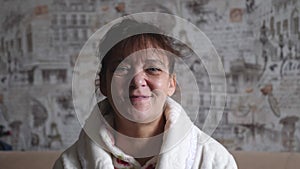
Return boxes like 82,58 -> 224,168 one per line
114,99 -> 165,123
126,108 -> 162,124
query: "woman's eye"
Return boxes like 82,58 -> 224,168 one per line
146,67 -> 162,74
114,66 -> 130,75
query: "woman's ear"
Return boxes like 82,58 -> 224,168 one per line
167,74 -> 176,96
99,73 -> 107,96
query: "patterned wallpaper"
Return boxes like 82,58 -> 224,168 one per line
0,0 -> 299,152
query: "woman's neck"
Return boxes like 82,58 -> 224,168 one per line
113,112 -> 165,166
114,113 -> 165,138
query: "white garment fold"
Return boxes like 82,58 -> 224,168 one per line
53,98 -> 238,169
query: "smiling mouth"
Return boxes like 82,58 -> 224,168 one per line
129,95 -> 152,102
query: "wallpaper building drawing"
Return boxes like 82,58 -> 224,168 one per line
0,0 -> 299,152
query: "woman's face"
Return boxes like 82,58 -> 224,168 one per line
101,47 -> 176,123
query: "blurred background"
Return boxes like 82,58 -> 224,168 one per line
0,0 -> 299,153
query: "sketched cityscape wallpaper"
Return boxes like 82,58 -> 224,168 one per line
0,0 -> 300,152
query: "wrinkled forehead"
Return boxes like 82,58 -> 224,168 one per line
107,38 -> 171,65
116,49 -> 169,64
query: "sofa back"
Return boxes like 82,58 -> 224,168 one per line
0,151 -> 300,169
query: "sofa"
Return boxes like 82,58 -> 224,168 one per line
0,151 -> 299,169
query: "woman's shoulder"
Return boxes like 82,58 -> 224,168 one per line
53,141 -> 80,169
191,126 -> 238,169
193,127 -> 227,151
53,130 -> 114,169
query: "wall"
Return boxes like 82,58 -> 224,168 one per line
0,0 -> 299,152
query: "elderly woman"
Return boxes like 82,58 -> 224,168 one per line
53,19 -> 237,169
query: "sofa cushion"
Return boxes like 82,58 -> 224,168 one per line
0,151 -> 300,169
233,151 -> 300,169
0,151 -> 60,169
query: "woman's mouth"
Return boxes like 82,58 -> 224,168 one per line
129,95 -> 152,102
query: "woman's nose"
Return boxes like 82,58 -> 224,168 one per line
129,71 -> 147,89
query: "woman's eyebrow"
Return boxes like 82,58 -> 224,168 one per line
145,59 -> 167,68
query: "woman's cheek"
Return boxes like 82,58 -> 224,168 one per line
151,78 -> 167,91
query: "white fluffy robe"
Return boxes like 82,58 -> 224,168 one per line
53,98 -> 238,169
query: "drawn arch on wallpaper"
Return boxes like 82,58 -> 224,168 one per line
290,8 -> 299,35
